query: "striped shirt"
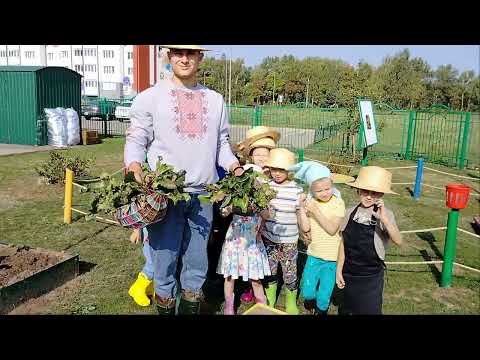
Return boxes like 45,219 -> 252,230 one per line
262,180 -> 304,244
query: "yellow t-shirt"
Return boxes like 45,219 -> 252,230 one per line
307,196 -> 346,261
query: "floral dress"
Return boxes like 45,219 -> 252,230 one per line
217,214 -> 271,281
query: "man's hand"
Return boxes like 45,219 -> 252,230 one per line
127,162 -> 143,184
229,162 -> 244,177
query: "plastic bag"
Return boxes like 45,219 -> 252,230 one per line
65,108 -> 80,146
45,107 -> 68,148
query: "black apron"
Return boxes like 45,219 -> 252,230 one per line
342,205 -> 385,315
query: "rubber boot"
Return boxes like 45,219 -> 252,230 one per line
284,288 -> 299,315
314,307 -> 328,318
128,272 -> 153,307
178,298 -> 201,315
224,295 -> 235,315
265,282 -> 277,308
177,290 -> 202,315
154,294 -> 176,315
303,299 -> 316,314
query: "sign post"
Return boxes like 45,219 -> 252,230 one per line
357,99 -> 378,166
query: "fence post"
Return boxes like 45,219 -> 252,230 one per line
297,148 -> 304,162
440,209 -> 459,287
64,168 -> 73,224
254,106 -> 262,126
458,112 -> 471,170
404,110 -> 416,160
413,158 -> 424,200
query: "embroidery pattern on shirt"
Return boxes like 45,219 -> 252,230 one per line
171,89 -> 208,140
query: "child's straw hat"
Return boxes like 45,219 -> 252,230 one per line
160,45 -> 210,51
237,126 -> 280,156
264,148 -> 296,171
347,166 -> 397,194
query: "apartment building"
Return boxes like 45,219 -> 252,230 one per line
0,45 -> 137,97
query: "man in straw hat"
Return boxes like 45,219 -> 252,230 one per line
261,148 -> 309,314
336,166 -> 402,315
124,45 -> 244,315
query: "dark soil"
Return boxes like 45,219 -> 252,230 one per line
0,244 -> 65,288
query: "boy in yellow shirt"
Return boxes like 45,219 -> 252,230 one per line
290,161 -> 346,316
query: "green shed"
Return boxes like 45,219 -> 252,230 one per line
0,66 -> 82,145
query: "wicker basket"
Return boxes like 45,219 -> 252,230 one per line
114,191 -> 168,229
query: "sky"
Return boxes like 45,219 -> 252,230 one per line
205,45 -> 480,75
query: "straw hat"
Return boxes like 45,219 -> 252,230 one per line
347,166 -> 397,195
160,45 -> 210,51
237,126 -> 281,155
264,148 -> 296,171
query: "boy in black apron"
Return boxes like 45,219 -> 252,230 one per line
336,166 -> 402,315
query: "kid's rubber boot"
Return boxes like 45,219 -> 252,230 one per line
285,288 -> 300,315
265,282 -> 278,308
128,272 -> 153,307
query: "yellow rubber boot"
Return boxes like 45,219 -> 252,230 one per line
128,272 -> 153,307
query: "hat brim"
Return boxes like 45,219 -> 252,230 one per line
263,161 -> 290,171
346,180 -> 398,195
332,173 -> 355,184
160,45 -> 210,51
242,131 -> 281,150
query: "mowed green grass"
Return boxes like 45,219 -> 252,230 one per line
0,137 -> 478,315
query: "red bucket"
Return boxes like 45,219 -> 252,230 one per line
445,184 -> 470,209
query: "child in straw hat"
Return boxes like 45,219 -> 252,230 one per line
216,126 -> 280,314
261,148 -> 309,315
336,166 -> 402,315
288,161 -> 348,316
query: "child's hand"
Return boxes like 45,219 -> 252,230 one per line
372,199 -> 388,223
260,207 -> 274,220
336,271 -> 345,289
129,229 -> 141,244
301,230 -> 312,246
220,205 -> 233,217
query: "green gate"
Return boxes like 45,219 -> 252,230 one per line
404,106 -> 471,168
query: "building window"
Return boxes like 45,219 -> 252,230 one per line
8,49 -> 19,57
127,51 -> 133,59
104,66 -> 115,74
48,53 -> 54,61
74,49 -> 83,56
24,51 -> 35,59
84,48 -> 97,57
84,64 -> 96,72
61,50 -> 69,58
127,67 -> 133,75
0,50 -> 6,57
75,64 -> 84,72
103,50 -> 114,58
85,80 -> 98,88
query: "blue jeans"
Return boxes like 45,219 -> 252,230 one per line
143,194 -> 213,299
141,227 -> 154,280
301,255 -> 336,311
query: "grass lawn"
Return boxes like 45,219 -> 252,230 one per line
1,137 -> 479,315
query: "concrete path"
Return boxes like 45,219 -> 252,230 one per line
0,144 -> 54,156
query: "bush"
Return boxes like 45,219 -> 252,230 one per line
35,151 -> 94,184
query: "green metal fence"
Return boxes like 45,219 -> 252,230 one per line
227,104 -> 477,169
